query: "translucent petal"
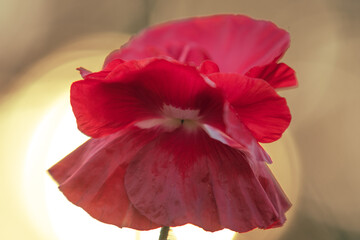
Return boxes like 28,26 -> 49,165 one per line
48,127 -> 160,230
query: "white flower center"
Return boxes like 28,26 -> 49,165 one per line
135,104 -> 200,131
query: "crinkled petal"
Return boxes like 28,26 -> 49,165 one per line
209,73 -> 291,143
48,127 -> 160,230
106,15 -> 290,74
251,160 -> 291,228
246,62 -> 298,89
124,128 -> 290,232
125,129 -> 222,231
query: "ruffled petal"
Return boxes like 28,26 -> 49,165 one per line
124,128 -> 290,232
71,59 -> 224,138
124,129 -> 222,231
246,62 -> 298,89
209,73 -> 291,143
105,15 -> 290,74
250,160 -> 291,228
48,127 -> 160,230
207,147 -> 291,231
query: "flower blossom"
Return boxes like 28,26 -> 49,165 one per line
49,14 -> 296,233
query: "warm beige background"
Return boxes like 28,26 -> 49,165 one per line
1,0 -> 359,239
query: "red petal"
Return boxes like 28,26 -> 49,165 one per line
124,128 -> 290,232
70,78 -> 160,138
71,59 -> 224,138
48,127 -> 160,230
106,15 -> 290,74
209,73 -> 291,143
223,102 -> 272,163
246,62 -> 298,89
202,104 -> 271,165
76,60 -> 125,80
103,58 -> 157,82
88,59 -> 149,83
128,59 -> 223,111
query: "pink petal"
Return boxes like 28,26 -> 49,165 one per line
105,15 -> 290,74
251,160 -> 291,229
207,151 -> 291,231
48,127 -> 160,230
209,73 -> 291,143
246,62 -> 298,89
165,42 -> 211,66
124,128 -> 290,232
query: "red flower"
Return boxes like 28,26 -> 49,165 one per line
49,57 -> 292,232
105,14 -> 297,89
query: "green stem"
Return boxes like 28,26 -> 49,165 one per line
158,226 -> 170,240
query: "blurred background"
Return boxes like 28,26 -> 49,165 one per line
0,0 -> 359,239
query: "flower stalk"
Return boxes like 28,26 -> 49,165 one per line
158,226 -> 170,240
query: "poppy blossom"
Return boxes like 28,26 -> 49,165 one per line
105,14 -> 297,89
49,57 -> 292,232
